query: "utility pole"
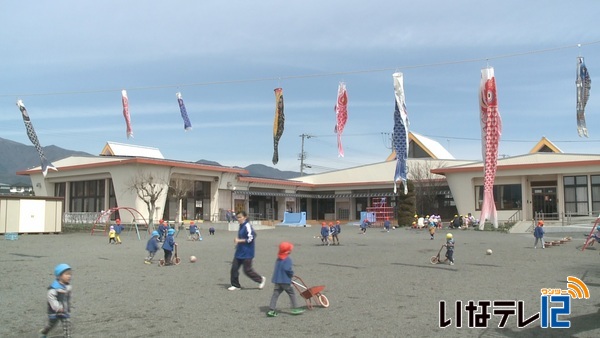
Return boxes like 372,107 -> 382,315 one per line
299,134 -> 313,176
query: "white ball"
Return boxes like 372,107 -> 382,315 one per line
190,255 -> 197,263
486,249 -> 493,255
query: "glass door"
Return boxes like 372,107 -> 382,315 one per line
531,187 -> 557,220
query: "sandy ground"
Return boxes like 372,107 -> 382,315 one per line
1,224 -> 600,338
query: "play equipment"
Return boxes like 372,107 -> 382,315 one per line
159,244 -> 181,266
582,217 -> 600,251
291,275 -> 329,309
278,212 -> 307,227
430,244 -> 449,264
90,207 -> 150,240
366,197 -> 395,226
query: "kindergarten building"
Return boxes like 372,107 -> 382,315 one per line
16,136 -> 600,225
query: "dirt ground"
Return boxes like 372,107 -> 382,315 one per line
1,223 -> 599,338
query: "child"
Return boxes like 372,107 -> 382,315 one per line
360,218 -> 370,234
383,217 -> 391,232
157,219 -> 167,242
331,220 -> 341,245
40,264 -> 72,338
328,222 -> 335,243
320,222 -> 330,246
585,225 -> 600,247
417,215 -> 425,229
450,215 -> 460,229
267,242 -> 305,317
108,226 -> 116,244
534,220 -> 545,249
162,228 -> 177,265
114,219 -> 124,244
194,222 -> 203,241
429,222 -> 436,240
445,233 -> 455,265
189,221 -> 198,240
145,231 -> 160,264
209,226 -> 215,235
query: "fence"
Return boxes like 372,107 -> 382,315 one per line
63,212 -> 101,224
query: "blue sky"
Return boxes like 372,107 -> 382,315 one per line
1,1 -> 599,174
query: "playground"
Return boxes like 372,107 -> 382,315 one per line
1,223 -> 599,337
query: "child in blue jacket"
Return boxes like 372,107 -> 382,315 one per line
114,219 -> 124,244
145,231 -> 160,264
320,222 -> 330,246
162,228 -> 177,265
534,220 -> 545,249
267,242 -> 305,317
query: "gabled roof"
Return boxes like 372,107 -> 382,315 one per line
529,136 -> 562,154
100,142 -> 164,159
292,158 -> 471,187
386,132 -> 455,161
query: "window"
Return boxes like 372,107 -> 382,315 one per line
564,175 -> 588,215
475,184 -> 522,211
592,175 -> 600,213
54,182 -> 66,198
70,180 -> 105,212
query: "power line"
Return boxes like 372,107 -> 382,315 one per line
3,40 -> 599,98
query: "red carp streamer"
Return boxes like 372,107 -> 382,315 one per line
334,82 -> 348,157
478,67 -> 502,229
122,89 -> 133,138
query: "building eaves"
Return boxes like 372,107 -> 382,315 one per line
17,156 -> 248,176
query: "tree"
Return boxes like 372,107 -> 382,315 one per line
409,160 -> 451,216
128,171 -> 168,227
169,178 -> 194,223
396,180 -> 416,227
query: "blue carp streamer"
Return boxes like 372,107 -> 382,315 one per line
176,92 -> 192,131
392,73 -> 409,194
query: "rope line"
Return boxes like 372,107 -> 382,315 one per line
3,40 -> 599,98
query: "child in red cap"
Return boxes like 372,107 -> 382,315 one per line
320,222 -> 330,246
267,242 -> 305,317
534,220 -> 545,249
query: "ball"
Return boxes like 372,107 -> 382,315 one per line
486,249 -> 493,255
190,255 -> 197,263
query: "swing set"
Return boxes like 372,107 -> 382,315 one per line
90,207 -> 151,241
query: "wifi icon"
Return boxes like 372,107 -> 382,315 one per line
566,276 -> 590,299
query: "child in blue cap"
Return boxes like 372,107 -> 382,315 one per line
145,231 -> 160,264
40,263 -> 73,337
162,228 -> 177,265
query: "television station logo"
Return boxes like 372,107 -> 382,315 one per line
439,276 -> 590,329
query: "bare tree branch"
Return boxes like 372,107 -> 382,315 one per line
409,160 -> 448,215
127,170 -> 168,226
168,178 -> 194,222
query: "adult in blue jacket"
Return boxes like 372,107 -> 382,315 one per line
228,211 -> 266,291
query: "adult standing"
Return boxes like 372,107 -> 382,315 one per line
228,211 -> 266,291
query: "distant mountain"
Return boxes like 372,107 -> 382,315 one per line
243,164 -> 302,179
196,161 -> 301,179
0,137 -> 93,185
195,159 -> 223,167
0,138 -> 302,186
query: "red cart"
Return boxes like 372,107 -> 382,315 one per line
291,275 -> 329,309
